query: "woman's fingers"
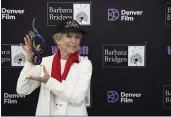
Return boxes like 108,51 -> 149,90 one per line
26,34 -> 30,46
26,34 -> 31,46
20,42 -> 26,51
24,34 -> 33,51
27,76 -> 41,81
27,35 -> 32,46
42,65 -> 48,74
24,37 -> 28,47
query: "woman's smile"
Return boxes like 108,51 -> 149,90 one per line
68,45 -> 77,49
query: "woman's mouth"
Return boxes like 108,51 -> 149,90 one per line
69,45 -> 76,49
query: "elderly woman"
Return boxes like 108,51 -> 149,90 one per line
16,19 -> 92,116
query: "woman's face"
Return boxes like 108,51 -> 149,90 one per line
56,32 -> 81,55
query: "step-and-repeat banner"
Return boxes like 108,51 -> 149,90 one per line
1,0 -> 171,116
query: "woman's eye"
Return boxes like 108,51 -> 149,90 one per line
76,36 -> 79,39
67,35 -> 71,38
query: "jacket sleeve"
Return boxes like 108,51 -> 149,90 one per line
16,59 -> 44,95
45,59 -> 92,105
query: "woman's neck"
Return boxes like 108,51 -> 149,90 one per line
60,50 -> 71,60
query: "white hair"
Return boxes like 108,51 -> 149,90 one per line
52,33 -> 63,46
52,32 -> 83,46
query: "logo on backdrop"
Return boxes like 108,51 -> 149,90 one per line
1,44 -> 26,67
1,45 -> 11,66
108,9 -> 120,21
108,8 -> 143,22
163,85 -> 171,108
47,2 -> 91,26
108,90 -> 142,103
4,93 -> 26,104
1,8 -> 25,20
108,91 -> 119,103
11,45 -> 26,66
102,44 -> 146,68
165,2 -> 171,26
167,46 -> 171,55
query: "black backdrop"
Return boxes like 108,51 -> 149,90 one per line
1,0 -> 171,116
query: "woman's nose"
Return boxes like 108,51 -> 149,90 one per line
71,37 -> 76,43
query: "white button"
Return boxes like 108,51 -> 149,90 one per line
55,104 -> 58,109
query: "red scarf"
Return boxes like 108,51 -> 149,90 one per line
51,49 -> 79,82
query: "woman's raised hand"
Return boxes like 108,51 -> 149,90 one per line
20,34 -> 34,63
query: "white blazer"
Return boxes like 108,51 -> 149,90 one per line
16,55 -> 92,116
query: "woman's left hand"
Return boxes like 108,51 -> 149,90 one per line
27,65 -> 50,83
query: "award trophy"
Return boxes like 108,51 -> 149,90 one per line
28,17 -> 46,65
